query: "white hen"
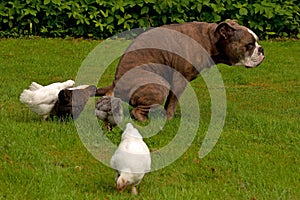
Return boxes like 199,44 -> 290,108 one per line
110,123 -> 151,195
20,80 -> 75,120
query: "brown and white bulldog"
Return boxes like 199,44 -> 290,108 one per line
96,20 -> 265,122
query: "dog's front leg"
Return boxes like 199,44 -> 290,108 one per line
131,105 -> 151,122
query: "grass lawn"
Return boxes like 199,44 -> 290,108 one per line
0,38 -> 299,199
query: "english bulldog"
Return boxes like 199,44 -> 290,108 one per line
96,20 -> 265,122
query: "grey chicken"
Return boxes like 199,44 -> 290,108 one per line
95,96 -> 123,130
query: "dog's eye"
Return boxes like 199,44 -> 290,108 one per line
246,43 -> 255,50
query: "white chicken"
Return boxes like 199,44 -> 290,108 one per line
110,123 -> 151,195
95,96 -> 123,130
20,80 -> 75,120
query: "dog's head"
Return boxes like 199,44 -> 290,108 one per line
215,20 -> 265,68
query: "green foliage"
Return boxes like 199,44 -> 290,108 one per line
0,0 -> 299,39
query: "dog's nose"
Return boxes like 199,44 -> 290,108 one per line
258,47 -> 264,55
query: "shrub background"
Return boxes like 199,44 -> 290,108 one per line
0,0 -> 299,39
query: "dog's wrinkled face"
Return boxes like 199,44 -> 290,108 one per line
234,29 -> 265,68
215,21 -> 265,68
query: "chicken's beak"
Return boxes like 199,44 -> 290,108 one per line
117,178 -> 127,193
117,186 -> 125,193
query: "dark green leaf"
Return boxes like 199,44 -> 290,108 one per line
239,8 -> 248,16
107,16 -> 114,24
118,18 -> 125,25
44,0 -> 51,5
141,6 -> 149,15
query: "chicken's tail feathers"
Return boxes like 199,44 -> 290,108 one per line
125,123 -> 135,131
62,80 -> 75,89
123,123 -> 142,139
95,85 -> 114,97
20,89 -> 34,104
29,82 -> 43,91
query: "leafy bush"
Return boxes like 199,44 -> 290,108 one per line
0,0 -> 299,39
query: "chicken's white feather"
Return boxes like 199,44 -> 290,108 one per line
110,123 -> 151,194
29,82 -> 43,91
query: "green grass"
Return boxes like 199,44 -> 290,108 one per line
0,38 -> 299,199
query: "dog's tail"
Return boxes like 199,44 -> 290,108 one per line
95,85 -> 114,97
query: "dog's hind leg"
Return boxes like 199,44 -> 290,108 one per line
164,74 -> 188,120
164,91 -> 179,120
129,83 -> 169,122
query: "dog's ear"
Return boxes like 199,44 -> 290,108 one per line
216,21 -> 236,39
